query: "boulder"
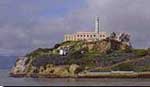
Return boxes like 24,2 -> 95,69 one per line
10,57 -> 28,74
53,65 -> 70,76
69,64 -> 80,75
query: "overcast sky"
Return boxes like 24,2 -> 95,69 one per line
0,0 -> 149,56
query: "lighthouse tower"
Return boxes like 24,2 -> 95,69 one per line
95,17 -> 100,33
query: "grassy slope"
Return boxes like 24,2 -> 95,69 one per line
25,40 -> 150,72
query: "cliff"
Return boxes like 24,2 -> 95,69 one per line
10,38 -> 150,78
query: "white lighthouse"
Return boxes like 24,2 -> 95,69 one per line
95,17 -> 100,33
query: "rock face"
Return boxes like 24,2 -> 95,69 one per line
85,39 -> 131,54
39,64 -> 83,77
10,58 -> 83,77
10,57 -> 28,74
38,65 -> 70,77
69,64 -> 81,75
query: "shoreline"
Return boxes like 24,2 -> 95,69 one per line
10,72 -> 150,78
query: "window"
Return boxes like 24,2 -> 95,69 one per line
90,35 -> 92,37
87,35 -> 89,37
77,35 -> 79,37
80,35 -> 82,37
84,35 -> 86,37
100,35 -> 102,37
93,35 -> 96,37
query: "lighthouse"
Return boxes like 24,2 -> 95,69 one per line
95,17 -> 100,33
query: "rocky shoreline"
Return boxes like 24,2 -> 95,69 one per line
10,71 -> 150,78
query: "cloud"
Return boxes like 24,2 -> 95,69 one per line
65,0 -> 150,48
0,0 -> 85,56
0,0 -> 149,56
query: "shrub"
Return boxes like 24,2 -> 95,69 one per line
134,66 -> 150,72
54,44 -> 60,49
142,66 -> 150,72
148,48 -> 150,55
133,49 -> 148,57
25,48 -> 53,58
112,63 -> 135,71
91,67 -> 112,72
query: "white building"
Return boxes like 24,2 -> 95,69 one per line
64,17 -> 108,42
64,17 -> 131,46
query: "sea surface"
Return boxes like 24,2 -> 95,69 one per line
0,56 -> 17,69
0,70 -> 150,86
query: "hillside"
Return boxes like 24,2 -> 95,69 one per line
25,39 -> 131,66
10,38 -> 150,77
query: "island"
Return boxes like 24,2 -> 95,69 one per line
10,17 -> 150,78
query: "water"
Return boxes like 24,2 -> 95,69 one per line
0,56 -> 17,69
0,70 -> 150,86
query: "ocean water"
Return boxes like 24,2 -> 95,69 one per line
0,70 -> 150,86
0,56 -> 17,69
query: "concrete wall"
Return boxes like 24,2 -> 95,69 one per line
64,32 -> 108,41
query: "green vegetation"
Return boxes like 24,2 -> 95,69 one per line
26,48 -> 54,58
112,63 -> 135,71
132,49 -> 148,57
23,40 -> 150,73
134,66 -> 150,72
148,48 -> 150,55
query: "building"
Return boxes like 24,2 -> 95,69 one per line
64,17 -> 131,46
59,47 -> 69,56
64,17 -> 108,42
64,32 -> 108,42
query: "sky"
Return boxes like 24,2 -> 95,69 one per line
0,0 -> 149,56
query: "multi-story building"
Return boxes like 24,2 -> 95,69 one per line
64,17 -> 108,42
64,32 -> 107,41
64,17 -> 131,46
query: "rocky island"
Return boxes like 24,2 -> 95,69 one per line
10,37 -> 150,78
10,17 -> 150,78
